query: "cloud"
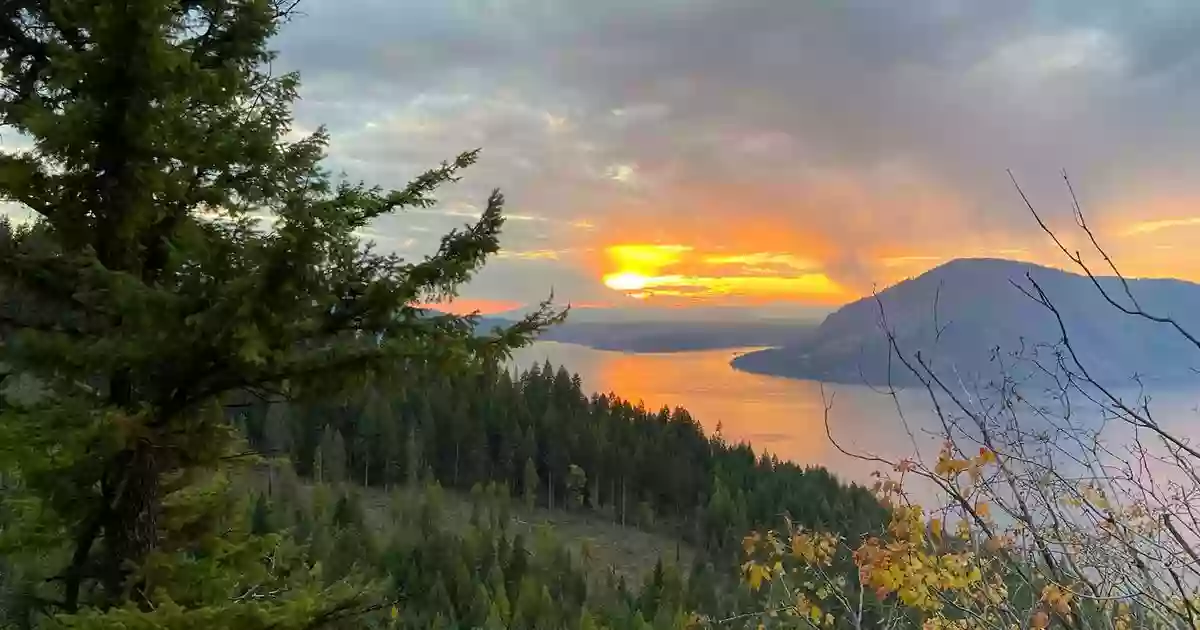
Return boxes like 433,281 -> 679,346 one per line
598,245 -> 846,304
496,249 -> 567,261
30,0 -> 1182,312
419,297 -> 525,316
605,163 -> 637,184
1122,217 -> 1200,237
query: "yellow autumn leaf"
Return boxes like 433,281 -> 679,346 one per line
934,455 -> 970,478
743,533 -> 760,556
746,563 -> 771,591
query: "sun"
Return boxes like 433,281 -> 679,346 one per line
603,271 -> 650,291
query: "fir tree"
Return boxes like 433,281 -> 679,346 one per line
318,425 -> 348,484
483,603 -> 507,630
0,0 -> 561,624
523,456 -> 540,510
487,564 -> 512,623
250,493 -> 274,536
566,463 -> 587,510
405,424 -> 421,487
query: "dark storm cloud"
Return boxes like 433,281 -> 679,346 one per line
270,0 -> 1200,304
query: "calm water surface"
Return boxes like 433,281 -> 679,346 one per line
509,341 -> 1200,489
511,342 -> 946,486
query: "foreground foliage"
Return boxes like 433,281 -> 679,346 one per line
0,0 -> 557,626
735,182 -> 1200,630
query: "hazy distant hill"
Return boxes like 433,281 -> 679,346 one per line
473,314 -> 819,353
732,258 -> 1200,388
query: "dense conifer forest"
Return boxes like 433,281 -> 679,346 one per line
218,358 -> 889,628
239,360 -> 885,553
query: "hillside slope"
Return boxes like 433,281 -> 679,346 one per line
244,468 -> 695,585
733,258 -> 1200,388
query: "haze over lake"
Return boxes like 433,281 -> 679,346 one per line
510,341 -> 1200,490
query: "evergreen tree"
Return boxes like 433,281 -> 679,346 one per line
579,607 -> 600,630
262,401 -> 295,458
250,493 -> 274,536
428,578 -> 455,624
487,564 -> 512,623
484,603 -> 508,630
318,425 -> 348,484
0,0 -> 560,624
405,424 -> 422,487
566,463 -> 587,510
469,582 -> 492,628
523,456 -> 540,510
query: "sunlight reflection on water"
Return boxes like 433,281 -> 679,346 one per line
509,342 -> 1200,499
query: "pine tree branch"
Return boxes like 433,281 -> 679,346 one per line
0,153 -> 60,221
293,598 -> 388,630
43,5 -> 84,52
0,3 -> 52,108
62,455 -> 124,612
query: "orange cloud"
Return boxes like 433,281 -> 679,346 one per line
702,253 -> 819,270
562,166 -> 1200,309
496,249 -> 564,260
606,244 -> 692,271
607,273 -> 842,297
600,243 -> 847,304
419,298 -> 523,315
582,164 -> 992,298
1121,217 -> 1200,237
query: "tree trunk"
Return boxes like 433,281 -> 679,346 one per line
592,473 -> 601,510
100,442 -> 160,602
363,450 -> 370,487
621,478 -> 627,528
406,426 -> 419,487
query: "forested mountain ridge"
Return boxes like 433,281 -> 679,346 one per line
733,257 -> 1200,387
235,357 -> 886,556
207,356 -> 890,628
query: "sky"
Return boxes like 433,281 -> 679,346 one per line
12,1 -> 1200,319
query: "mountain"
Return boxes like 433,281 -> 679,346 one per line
732,258 -> 1200,388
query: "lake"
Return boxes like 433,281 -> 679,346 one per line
509,341 -> 1200,491
510,342 -> 952,487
